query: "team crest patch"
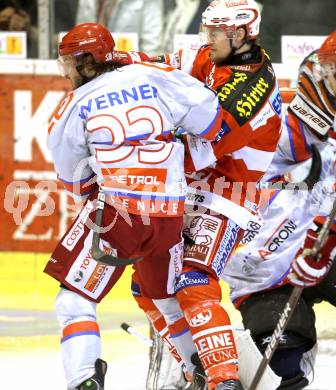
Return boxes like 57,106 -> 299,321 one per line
183,215 -> 221,265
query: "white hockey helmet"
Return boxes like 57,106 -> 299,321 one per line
202,0 -> 261,40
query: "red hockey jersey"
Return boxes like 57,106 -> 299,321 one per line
164,45 -> 282,227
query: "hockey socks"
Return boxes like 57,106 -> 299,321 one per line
176,268 -> 239,387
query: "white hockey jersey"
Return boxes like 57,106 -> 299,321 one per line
47,62 -> 222,217
222,51 -> 336,304
222,136 -> 336,305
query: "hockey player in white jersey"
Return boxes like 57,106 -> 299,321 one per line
43,22 -> 225,390
222,31 -> 336,389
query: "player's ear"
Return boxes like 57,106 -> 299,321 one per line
236,26 -> 247,43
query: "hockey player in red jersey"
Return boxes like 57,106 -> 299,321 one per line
142,30 -> 336,390
131,1 -> 282,389
43,22 -> 225,390
174,1 -> 282,386
222,31 -> 336,389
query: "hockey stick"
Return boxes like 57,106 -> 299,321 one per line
262,144 -> 322,191
121,322 -> 153,346
249,196 -> 336,390
91,189 -> 143,266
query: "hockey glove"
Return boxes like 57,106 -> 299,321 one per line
288,229 -> 335,287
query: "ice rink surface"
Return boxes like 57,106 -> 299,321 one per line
1,255 -> 335,389
1,320 -> 335,390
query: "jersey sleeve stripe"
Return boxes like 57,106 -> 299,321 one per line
61,321 -> 100,343
103,189 -> 184,201
298,119 -> 311,154
268,189 -> 281,205
59,173 -> 97,196
59,172 -> 96,185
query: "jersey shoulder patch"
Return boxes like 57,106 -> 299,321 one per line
216,60 -> 277,126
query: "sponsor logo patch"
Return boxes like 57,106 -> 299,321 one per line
212,220 -> 240,276
289,95 -> 330,134
236,77 -> 270,119
271,90 -> 282,117
258,219 -> 297,260
250,102 -> 275,131
189,309 -> 212,327
167,240 -> 184,295
175,271 -> 209,293
241,220 -> 262,244
224,0 -> 248,8
214,122 -> 231,143
61,201 -> 93,251
73,270 -> 84,282
183,215 -> 220,264
101,167 -> 167,192
216,60 -> 276,126
65,235 -> 118,300
196,331 -> 234,354
186,192 -> 205,203
194,328 -> 237,369
217,72 -> 248,103
84,262 -> 108,293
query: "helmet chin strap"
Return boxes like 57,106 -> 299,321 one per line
217,35 -> 253,67
225,37 -> 247,62
229,28 -> 250,56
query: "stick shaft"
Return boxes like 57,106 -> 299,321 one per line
248,287 -> 302,390
249,198 -> 336,390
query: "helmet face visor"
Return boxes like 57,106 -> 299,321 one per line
199,24 -> 236,44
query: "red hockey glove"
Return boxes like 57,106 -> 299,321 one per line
288,229 -> 336,287
112,50 -> 150,65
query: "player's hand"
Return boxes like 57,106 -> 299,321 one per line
288,229 -> 335,287
288,249 -> 333,287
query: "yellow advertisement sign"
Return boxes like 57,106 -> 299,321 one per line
0,32 -> 26,58
6,35 -> 23,54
